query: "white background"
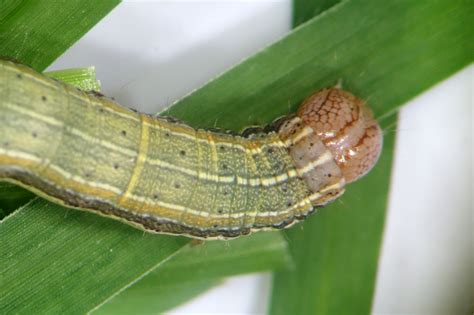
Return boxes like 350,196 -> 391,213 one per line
48,1 -> 473,314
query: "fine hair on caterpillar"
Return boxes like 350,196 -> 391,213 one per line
0,60 -> 383,239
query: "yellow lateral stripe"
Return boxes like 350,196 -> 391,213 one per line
0,148 -> 337,221
0,150 -> 120,198
0,148 -> 42,163
118,114 -> 151,206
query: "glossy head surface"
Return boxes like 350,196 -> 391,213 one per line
297,88 -> 383,183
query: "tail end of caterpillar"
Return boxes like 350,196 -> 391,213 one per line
297,87 -> 383,184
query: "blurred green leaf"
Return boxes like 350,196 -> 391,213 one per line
96,232 -> 290,314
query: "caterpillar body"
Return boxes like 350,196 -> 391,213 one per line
0,60 -> 382,239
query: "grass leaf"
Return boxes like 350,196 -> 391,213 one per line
96,232 -> 290,314
0,199 -> 188,314
0,0 -> 120,71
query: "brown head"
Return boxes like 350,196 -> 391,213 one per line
297,88 -> 383,183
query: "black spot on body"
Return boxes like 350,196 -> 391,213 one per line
16,73 -> 22,79
41,96 -> 47,102
32,132 -> 37,138
174,183 -> 181,189
121,130 -> 127,136
113,163 -> 119,170
180,150 -> 186,156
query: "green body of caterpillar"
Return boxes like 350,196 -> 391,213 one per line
0,60 -> 382,239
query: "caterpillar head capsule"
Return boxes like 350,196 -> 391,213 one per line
297,88 -> 383,183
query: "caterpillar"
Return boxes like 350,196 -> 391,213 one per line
0,59 -> 382,239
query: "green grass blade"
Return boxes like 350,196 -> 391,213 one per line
0,199 -> 188,314
96,232 -> 290,314
0,0 -> 120,71
97,279 -> 222,315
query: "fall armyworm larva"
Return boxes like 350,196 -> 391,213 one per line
0,60 -> 382,239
